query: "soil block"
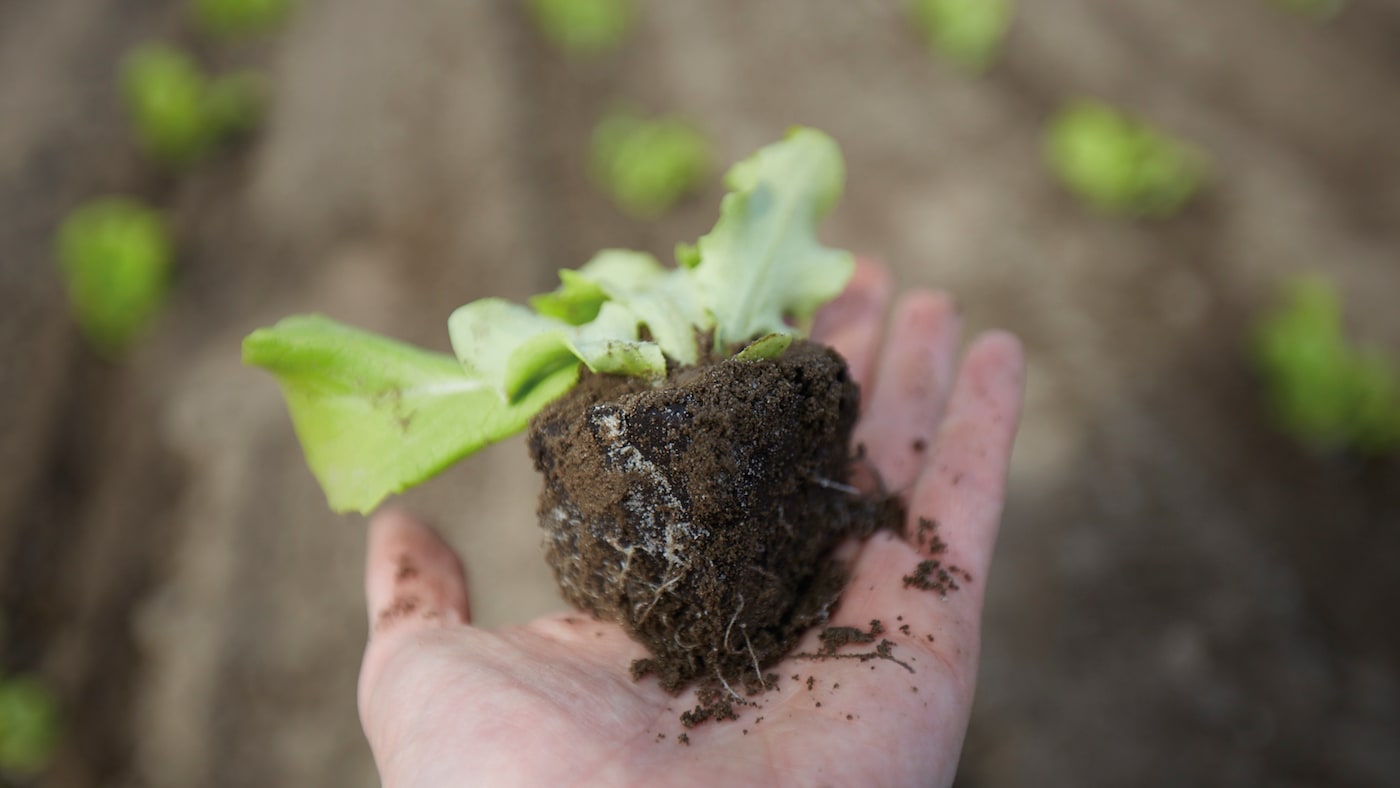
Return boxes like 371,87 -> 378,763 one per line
528,340 -> 892,692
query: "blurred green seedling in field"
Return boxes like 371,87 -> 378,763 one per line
1254,276 -> 1400,454
1272,0 -> 1346,19
528,0 -> 635,55
0,676 -> 60,776
56,198 -> 173,356
908,0 -> 1013,72
1045,100 -> 1206,218
591,107 -> 710,218
122,44 -> 265,166
193,0 -> 295,37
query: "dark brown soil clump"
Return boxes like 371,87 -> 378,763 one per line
527,340 -> 895,692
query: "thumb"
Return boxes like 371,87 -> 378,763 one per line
363,508 -> 472,635
359,508 -> 471,738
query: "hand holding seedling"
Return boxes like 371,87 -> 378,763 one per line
357,259 -> 1025,787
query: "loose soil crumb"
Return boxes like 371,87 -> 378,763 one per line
374,595 -> 420,631
793,619 -> 916,673
529,340 -> 900,697
677,733 -> 690,746
903,560 -> 973,596
912,517 -> 947,554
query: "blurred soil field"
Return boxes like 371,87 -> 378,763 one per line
2,0 -> 1399,785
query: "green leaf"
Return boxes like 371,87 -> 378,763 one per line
193,0 -> 296,37
569,250 -> 710,365
1045,100 -> 1206,218
688,127 -> 855,350
243,315 -> 579,513
120,44 -> 264,166
530,270 -> 607,325
734,333 -> 793,362
591,106 -> 711,218
121,44 -> 214,165
909,0 -> 1013,72
1253,276 -> 1400,454
0,676 -> 60,776
527,0 -> 635,56
55,198 -> 173,356
448,298 -> 665,403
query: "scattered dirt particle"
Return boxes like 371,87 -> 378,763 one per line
806,675 -> 815,691
677,733 -> 690,746
815,701 -> 822,708
394,556 -> 418,581
899,624 -> 911,635
846,714 -> 853,720
911,437 -> 927,452
794,621 -> 915,673
374,594 -> 421,631
926,634 -> 935,643
680,685 -> 745,728
902,560 -> 962,596
912,517 -> 948,554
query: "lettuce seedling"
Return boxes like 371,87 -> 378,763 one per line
591,107 -> 711,218
1045,100 -> 1206,218
0,675 -> 60,776
528,0 -> 635,56
121,44 -> 265,166
908,0 -> 1013,72
193,0 -> 296,37
56,198 -> 173,356
1254,276 -> 1400,454
244,128 -> 853,512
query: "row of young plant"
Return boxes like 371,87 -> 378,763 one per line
18,1 -> 299,780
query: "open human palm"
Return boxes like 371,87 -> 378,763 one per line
358,260 -> 1026,787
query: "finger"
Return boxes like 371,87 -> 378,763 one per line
810,257 -> 892,395
833,332 -> 1024,683
364,508 -> 471,637
908,331 -> 1025,583
851,290 -> 962,495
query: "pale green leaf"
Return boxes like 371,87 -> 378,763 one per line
569,250 -> 710,365
242,315 -> 579,513
734,333 -> 793,362
688,127 -> 855,350
529,270 -> 607,325
448,298 -> 665,402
